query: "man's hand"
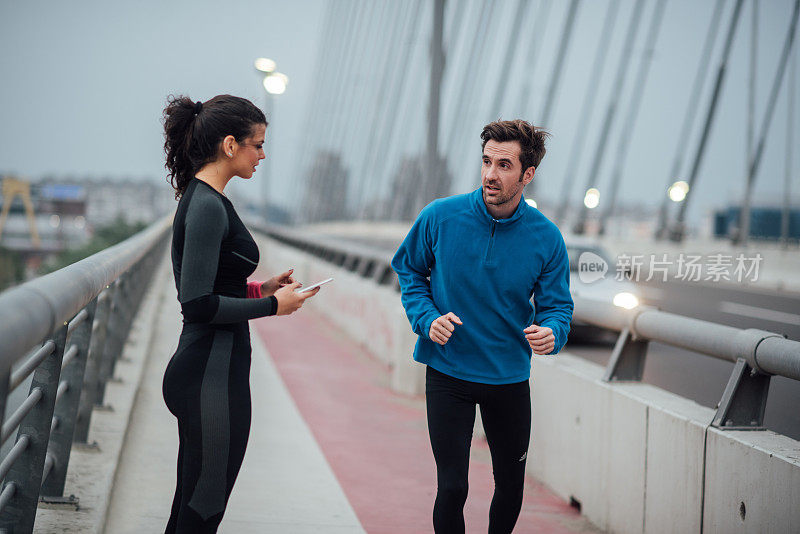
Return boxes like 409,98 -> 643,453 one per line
274,282 -> 318,315
429,312 -> 463,345
261,269 -> 296,296
524,324 -> 555,355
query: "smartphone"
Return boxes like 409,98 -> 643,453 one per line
296,278 -> 334,293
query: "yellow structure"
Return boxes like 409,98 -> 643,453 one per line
0,177 -> 41,247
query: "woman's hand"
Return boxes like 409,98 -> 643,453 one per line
261,268 -> 296,296
274,282 -> 319,315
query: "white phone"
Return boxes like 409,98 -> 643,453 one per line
296,278 -> 334,293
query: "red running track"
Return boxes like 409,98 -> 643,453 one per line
253,310 -> 593,533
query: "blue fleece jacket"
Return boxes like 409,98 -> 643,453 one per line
391,188 -> 574,384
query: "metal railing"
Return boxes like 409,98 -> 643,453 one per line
0,216 -> 170,533
569,297 -> 800,430
257,223 -> 399,286
253,223 -> 800,433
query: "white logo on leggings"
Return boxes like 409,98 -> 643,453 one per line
519,452 -> 527,462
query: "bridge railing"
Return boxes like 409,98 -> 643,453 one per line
0,216 -> 170,533
260,223 -> 398,286
254,222 -> 800,429
571,297 -> 800,429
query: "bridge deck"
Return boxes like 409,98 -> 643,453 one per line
104,277 -> 599,533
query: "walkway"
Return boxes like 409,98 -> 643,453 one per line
105,286 -> 363,533
105,279 -> 598,533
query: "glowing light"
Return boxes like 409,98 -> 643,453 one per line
668,180 -> 689,202
263,72 -> 288,95
525,198 -> 538,208
613,292 -> 640,309
254,58 -> 276,73
583,188 -> 600,209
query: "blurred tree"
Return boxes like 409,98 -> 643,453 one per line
0,247 -> 25,291
43,216 -> 147,273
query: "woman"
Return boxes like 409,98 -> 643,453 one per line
161,94 -> 317,533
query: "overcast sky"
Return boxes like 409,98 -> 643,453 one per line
0,0 -> 325,204
1,0 -> 798,225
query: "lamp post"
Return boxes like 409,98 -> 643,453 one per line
667,180 -> 689,203
254,58 -> 288,221
583,188 -> 600,210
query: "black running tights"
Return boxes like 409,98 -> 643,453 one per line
162,325 -> 252,533
425,366 -> 531,534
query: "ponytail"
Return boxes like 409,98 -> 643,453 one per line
162,94 -> 267,199
163,96 -> 198,199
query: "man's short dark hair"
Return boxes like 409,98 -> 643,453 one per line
480,120 -> 549,172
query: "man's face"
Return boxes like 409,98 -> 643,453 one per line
481,140 -> 533,208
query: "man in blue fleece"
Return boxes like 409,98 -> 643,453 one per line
391,120 -> 573,533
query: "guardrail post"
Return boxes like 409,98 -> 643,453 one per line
0,324 -> 67,533
603,327 -> 649,381
0,368 -> 9,439
74,289 -> 111,443
105,269 -> 136,391
96,277 -> 126,406
712,358 -> 771,429
74,248 -> 161,443
40,299 -> 98,499
132,257 -> 150,312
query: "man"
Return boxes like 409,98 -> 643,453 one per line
391,120 -> 573,533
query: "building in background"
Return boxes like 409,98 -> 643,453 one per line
302,151 -> 351,223
0,175 -> 172,252
714,206 -> 800,242
384,155 -> 452,221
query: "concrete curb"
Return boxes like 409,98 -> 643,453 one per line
33,250 -> 171,534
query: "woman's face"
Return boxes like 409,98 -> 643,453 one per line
232,124 -> 266,179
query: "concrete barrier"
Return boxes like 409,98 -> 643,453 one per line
255,234 -> 424,396
530,353 -> 800,534
257,231 -> 800,533
530,355 -> 649,533
703,428 -> 800,533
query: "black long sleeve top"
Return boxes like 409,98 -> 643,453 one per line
171,179 -> 277,324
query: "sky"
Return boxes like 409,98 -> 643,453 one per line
523,0 -> 800,222
1,0 -> 798,227
0,0 -> 326,204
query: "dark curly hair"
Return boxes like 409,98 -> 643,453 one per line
162,94 -> 267,199
480,119 -> 549,173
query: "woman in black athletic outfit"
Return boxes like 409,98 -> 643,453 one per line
161,94 -> 317,533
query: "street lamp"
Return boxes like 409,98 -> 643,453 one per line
253,57 -> 289,118
253,58 -> 289,220
263,73 -> 288,95
583,188 -> 600,209
254,57 -> 276,73
668,180 -> 689,203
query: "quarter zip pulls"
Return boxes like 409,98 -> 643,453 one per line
485,219 -> 498,265
470,187 -> 528,226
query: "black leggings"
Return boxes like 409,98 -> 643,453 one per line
162,323 -> 252,533
425,366 -> 531,534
